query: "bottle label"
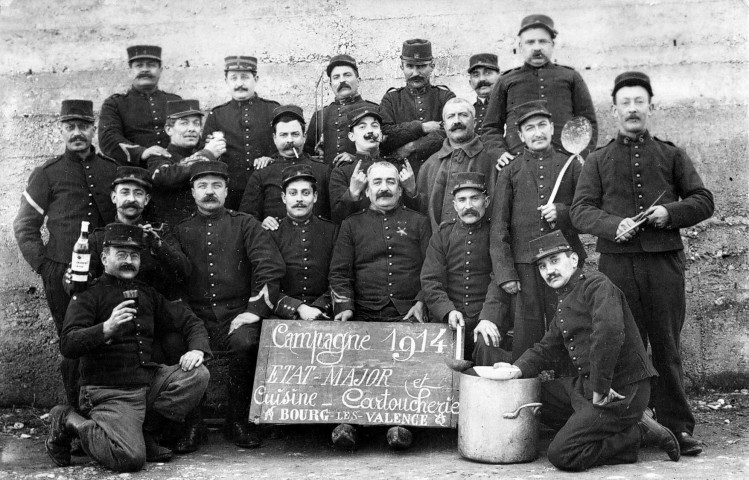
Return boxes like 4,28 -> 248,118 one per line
71,273 -> 88,282
71,253 -> 91,273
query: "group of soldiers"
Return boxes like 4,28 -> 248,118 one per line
13,13 -> 715,473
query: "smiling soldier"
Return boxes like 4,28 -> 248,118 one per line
467,54 -> 500,134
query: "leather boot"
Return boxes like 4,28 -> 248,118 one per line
386,426 -> 413,450
638,408 -> 680,461
224,382 -> 260,448
142,412 -> 173,462
173,408 -> 205,454
331,423 -> 358,450
46,406 -> 75,467
676,431 -> 703,456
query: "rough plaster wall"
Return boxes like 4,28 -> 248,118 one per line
0,0 -> 746,406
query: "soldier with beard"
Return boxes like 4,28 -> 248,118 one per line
416,98 -> 498,231
467,54 -> 500,134
304,54 -> 378,166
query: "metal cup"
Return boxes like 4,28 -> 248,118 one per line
212,131 -> 225,141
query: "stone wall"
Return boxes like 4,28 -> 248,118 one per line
0,0 -> 746,406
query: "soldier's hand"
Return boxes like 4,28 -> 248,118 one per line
333,152 -> 356,167
334,309 -> 354,322
179,350 -> 205,372
593,388 -> 625,406
102,300 -> 137,339
496,152 -> 515,171
349,160 -> 368,199
422,121 -> 441,133
141,224 -> 163,248
447,310 -> 465,330
253,156 -> 274,170
142,145 -> 171,160
395,142 -> 415,158
398,159 -> 417,197
501,280 -> 521,295
261,216 -> 280,231
474,320 -> 501,347
62,266 -> 75,295
297,304 -> 324,321
228,312 -> 261,335
404,301 -> 426,323
537,203 -> 558,223
492,362 -> 522,379
615,218 -> 639,243
205,137 -> 227,158
646,205 -> 670,229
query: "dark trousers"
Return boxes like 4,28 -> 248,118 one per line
541,376 -> 649,471
508,263 -> 557,361
40,259 -> 79,409
599,251 -> 694,435
354,303 -> 414,323
76,364 -> 209,472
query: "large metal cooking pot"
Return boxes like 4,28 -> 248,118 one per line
458,373 -> 542,464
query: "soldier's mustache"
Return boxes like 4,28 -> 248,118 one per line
376,190 -> 394,199
462,208 -> 480,217
546,273 -> 559,282
121,201 -> 141,210
234,86 -> 249,91
627,114 -> 640,120
69,135 -> 88,143
202,194 -> 218,202
449,122 -> 467,132
408,75 -> 425,83
475,80 -> 492,89
363,132 -> 380,142
137,73 -> 154,79
119,264 -> 137,272
337,82 -> 351,91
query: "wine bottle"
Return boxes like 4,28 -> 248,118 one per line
70,221 -> 90,293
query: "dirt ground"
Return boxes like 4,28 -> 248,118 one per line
1,390 -> 747,480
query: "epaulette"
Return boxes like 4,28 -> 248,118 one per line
439,219 -> 457,230
556,63 -> 576,71
434,84 -> 451,91
401,205 -> 428,218
97,152 -> 119,164
209,100 -> 232,111
364,99 -> 379,107
110,92 -> 125,99
176,213 -> 196,225
593,139 -> 615,152
653,136 -> 676,147
226,209 -> 250,217
350,209 -> 368,217
500,66 -> 521,76
162,90 -> 180,98
316,215 -> 336,225
41,154 -> 65,169
257,96 -> 281,106
386,86 -> 401,94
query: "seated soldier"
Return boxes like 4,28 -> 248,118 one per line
239,105 -> 330,228
271,164 -> 338,320
497,231 -> 681,471
46,224 -> 211,472
420,172 -> 510,365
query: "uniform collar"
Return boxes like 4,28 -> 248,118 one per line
616,130 -> 651,145
475,96 -> 488,105
437,134 -> 484,160
458,217 -> 487,230
367,204 -> 402,216
100,273 -> 138,288
288,215 -> 314,227
334,94 -> 362,106
232,93 -> 259,106
522,61 -> 553,71
167,143 -> 197,158
64,146 -> 97,163
355,151 -> 381,162
129,86 -> 161,97
523,145 -> 555,161
196,206 -> 227,220
272,151 -> 309,163
406,84 -> 430,95
556,268 -> 584,297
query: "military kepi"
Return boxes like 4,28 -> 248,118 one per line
518,14 -> 558,38
612,71 -> 653,98
282,164 -> 317,189
190,161 -> 229,183
127,45 -> 161,63
401,39 -> 433,65
167,100 -> 203,119
452,172 -> 487,195
514,99 -> 551,127
272,105 -> 305,126
103,223 -> 144,249
346,105 -> 382,129
59,100 -> 95,123
327,54 -> 358,77
112,166 -> 152,190
225,56 -> 258,72
468,53 -> 499,73
530,231 -> 571,263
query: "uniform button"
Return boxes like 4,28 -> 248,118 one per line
637,183 -> 642,188
388,283 -> 392,286
465,261 -> 470,265
389,262 -> 393,266
562,329 -> 567,333
539,185 -> 544,189
639,194 -> 643,198
465,285 -> 469,289
539,165 -> 544,169
208,252 -> 213,256
467,241 -> 472,245
208,223 -> 212,227
209,262 -> 214,266
388,254 -> 392,258
89,184 -> 94,188
390,293 -> 393,297
570,346 -> 575,351
88,193 -> 92,197
383,218 -> 388,222
388,272 -> 392,276
304,258 -> 308,261
208,242 -> 212,245
212,293 -> 216,297
468,231 -> 473,235
388,246 -> 392,250
636,174 -> 641,178
577,367 -> 582,371
560,319 -> 564,323
540,228 -> 544,232
302,238 -> 307,242
87,212 -> 92,216
207,232 -> 212,235
540,85 -> 545,89
304,248 -> 309,252
210,273 -> 214,276
540,194 -> 545,199
466,251 -> 471,255
385,226 -> 389,230
211,283 -> 215,287
213,303 -> 217,307
541,94 -> 545,98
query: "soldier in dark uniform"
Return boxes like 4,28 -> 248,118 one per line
304,54 -> 379,166
329,161 -> 431,451
239,105 -> 330,228
571,72 -> 714,456
498,231 -> 680,471
380,39 -> 456,176
202,56 -> 280,210
420,173 -> 509,364
99,45 -> 181,166
417,98 -> 498,231
329,105 -> 418,223
148,100 -> 226,230
467,54 -> 500,134
45,224 -> 211,471
14,99 -> 118,410
482,15 -> 598,168
491,100 -> 586,362
172,161 -> 285,448
271,165 -> 338,320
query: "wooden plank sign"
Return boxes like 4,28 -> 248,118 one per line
250,320 -> 459,428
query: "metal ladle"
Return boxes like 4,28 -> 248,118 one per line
445,323 -> 474,372
546,116 -> 592,228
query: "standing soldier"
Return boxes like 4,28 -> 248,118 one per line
271,165 -> 339,320
173,161 -> 285,449
482,15 -> 597,167
147,100 -> 227,230
467,54 -> 500,134
491,100 -> 586,361
239,105 -> 330,228
571,72 -> 714,456
416,98 -> 498,231
14,100 -> 118,410
304,54 -> 378,166
380,39 -> 455,176
202,56 -> 280,210
99,45 -> 181,166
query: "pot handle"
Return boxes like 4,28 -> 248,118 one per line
502,402 -> 543,419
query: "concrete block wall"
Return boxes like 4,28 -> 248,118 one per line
0,0 -> 746,406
